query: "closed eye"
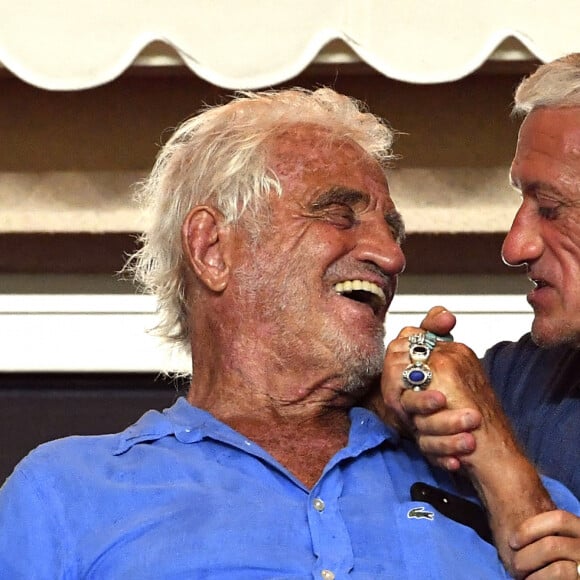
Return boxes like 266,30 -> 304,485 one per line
309,188 -> 367,228
538,205 -> 561,220
386,211 -> 405,244
319,204 -> 357,228
536,193 -> 565,220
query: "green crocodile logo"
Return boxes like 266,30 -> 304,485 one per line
407,507 -> 434,520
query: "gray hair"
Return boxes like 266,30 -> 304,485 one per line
127,87 -> 396,354
514,53 -> 580,116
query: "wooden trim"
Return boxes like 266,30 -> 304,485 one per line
0,232 -> 516,275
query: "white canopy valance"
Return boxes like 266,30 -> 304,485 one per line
1,0 -> 579,91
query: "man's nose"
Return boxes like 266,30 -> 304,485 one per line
501,204 -> 543,267
355,221 -> 406,276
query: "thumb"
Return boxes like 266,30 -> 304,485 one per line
420,306 -> 456,335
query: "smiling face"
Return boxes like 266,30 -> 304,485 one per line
503,107 -> 580,347
231,124 -> 405,391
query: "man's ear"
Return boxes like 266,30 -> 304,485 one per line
182,206 -> 233,292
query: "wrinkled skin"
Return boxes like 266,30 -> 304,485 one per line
503,107 -> 580,348
378,106 -> 580,577
184,124 -> 406,489
378,306 -> 580,579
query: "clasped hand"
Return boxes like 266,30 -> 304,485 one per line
378,306 -> 580,579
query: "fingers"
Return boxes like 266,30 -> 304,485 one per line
410,406 -> 479,459
400,391 -> 481,471
433,456 -> 462,472
400,389 -> 447,415
383,317 -> 488,474
415,431 -> 477,458
509,512 -> 580,580
410,405 -> 482,435
420,306 -> 457,336
380,332 -> 448,434
522,559 -> 579,580
511,511 -> 580,549
396,325 -> 424,340
511,538 -> 579,580
380,336 -> 417,430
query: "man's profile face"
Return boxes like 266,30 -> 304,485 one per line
230,124 -> 406,390
503,107 -> 580,347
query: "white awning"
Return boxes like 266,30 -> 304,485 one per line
1,0 -> 579,91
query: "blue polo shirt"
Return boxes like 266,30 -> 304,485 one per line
483,333 -> 580,498
1,397 -> 577,579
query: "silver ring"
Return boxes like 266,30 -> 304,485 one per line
408,333 -> 426,346
402,362 -> 433,391
425,331 -> 454,345
409,343 -> 431,363
424,332 -> 438,349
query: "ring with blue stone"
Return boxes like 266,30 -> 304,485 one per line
402,362 -> 433,391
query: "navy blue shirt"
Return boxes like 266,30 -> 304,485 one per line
483,333 -> 580,498
1,397 -> 578,579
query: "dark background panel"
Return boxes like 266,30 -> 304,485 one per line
0,373 -> 188,483
0,70 -> 525,172
0,232 -> 516,275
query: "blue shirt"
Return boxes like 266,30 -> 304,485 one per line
483,333 -> 580,498
1,397 -> 578,579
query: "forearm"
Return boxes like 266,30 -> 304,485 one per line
463,434 -> 555,575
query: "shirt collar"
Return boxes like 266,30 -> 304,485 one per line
113,398 -> 207,455
345,406 -> 400,456
113,397 -> 400,456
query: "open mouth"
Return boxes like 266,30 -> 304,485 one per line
333,279 -> 386,315
530,278 -> 548,290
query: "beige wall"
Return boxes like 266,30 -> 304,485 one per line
0,62 -> 534,294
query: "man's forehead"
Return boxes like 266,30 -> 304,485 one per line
518,106 -> 580,154
268,123 -> 382,175
265,122 -> 392,209
269,123 -> 362,159
512,107 -> 580,190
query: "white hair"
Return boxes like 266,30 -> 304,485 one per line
514,53 -> 580,116
126,87 -> 396,354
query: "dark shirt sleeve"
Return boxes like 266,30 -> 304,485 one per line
482,333 -> 536,407
482,334 -> 580,499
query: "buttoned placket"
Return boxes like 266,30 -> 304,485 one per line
307,465 -> 354,577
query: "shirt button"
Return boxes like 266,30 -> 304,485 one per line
312,498 -> 325,512
321,570 -> 335,580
